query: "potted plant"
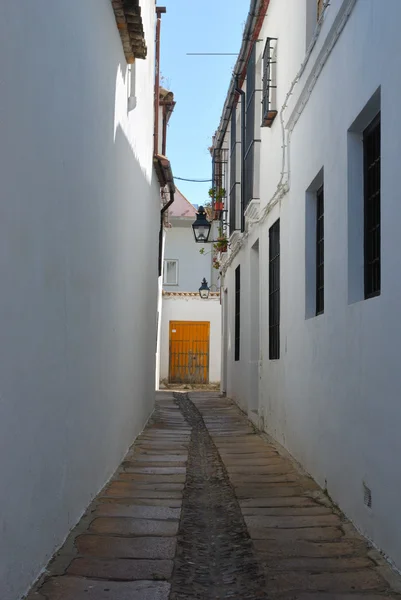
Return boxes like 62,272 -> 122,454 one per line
213,227 -> 228,253
208,187 -> 226,216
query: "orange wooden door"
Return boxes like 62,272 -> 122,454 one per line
169,321 -> 210,384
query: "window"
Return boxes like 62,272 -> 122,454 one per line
163,259 -> 178,285
234,265 -> 240,361
229,107 -> 237,234
364,114 -> 381,298
269,220 -> 280,359
244,45 -> 256,214
262,37 -> 277,127
316,186 -> 324,315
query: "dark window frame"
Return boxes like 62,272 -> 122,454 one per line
316,185 -> 324,315
269,220 -> 280,360
244,45 -> 256,212
262,37 -> 277,128
229,107 -> 237,235
234,265 -> 241,361
363,113 -> 381,299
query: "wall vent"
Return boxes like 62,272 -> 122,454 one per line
363,482 -> 372,508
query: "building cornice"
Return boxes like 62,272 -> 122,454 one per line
163,291 -> 220,299
111,0 -> 147,62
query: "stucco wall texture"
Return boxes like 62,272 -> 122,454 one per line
0,1 -> 160,598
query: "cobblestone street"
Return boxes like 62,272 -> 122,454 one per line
28,392 -> 401,600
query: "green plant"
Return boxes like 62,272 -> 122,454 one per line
208,187 -> 226,202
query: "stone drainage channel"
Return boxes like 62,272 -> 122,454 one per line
170,393 -> 267,600
27,390 -> 401,600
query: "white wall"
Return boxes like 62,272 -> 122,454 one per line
163,224 -> 211,292
0,2 -> 160,599
221,0 -> 401,571
160,295 -> 221,383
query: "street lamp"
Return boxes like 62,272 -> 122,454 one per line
192,206 -> 211,243
199,277 -> 210,299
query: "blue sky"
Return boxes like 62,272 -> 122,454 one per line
157,0 -> 247,207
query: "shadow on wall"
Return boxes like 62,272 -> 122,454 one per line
0,10 -> 159,600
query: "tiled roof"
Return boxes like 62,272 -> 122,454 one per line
111,0 -> 147,62
169,188 -> 197,218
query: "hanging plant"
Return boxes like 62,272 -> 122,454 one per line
213,226 -> 228,253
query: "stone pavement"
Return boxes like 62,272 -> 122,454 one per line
27,392 -> 401,600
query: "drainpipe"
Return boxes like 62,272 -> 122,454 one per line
162,105 -> 167,156
154,6 -> 166,156
235,82 -> 246,233
158,189 -> 175,276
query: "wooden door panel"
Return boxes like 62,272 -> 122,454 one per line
169,321 -> 210,384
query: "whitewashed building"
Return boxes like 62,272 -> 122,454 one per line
215,0 -> 401,571
158,190 -> 221,386
0,2 -> 174,599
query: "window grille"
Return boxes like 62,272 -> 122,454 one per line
244,45 -> 256,212
364,114 -> 381,299
235,265 -> 240,361
212,147 -> 228,224
229,107 -> 237,234
262,37 -> 277,128
269,220 -> 280,359
316,186 -> 324,315
163,259 -> 178,285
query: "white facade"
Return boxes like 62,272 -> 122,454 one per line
158,190 -> 221,385
0,2 -> 161,599
163,225 -> 211,292
218,0 -> 401,571
160,294 -> 222,384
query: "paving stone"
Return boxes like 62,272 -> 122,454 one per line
223,457 -> 287,466
230,475 -> 302,486
131,455 -> 187,462
76,535 -> 177,559
39,577 -> 170,600
253,539 -> 369,558
277,592 -> 400,600
122,461 -> 187,468
219,448 -> 279,455
264,556 -> 374,572
98,497 -> 182,507
117,473 -> 186,483
241,506 -> 332,516
123,466 -> 186,474
107,481 -> 184,491
248,526 -> 343,541
89,517 -> 178,536
267,570 -> 386,593
235,486 -> 306,498
68,557 -> 173,580
240,497 -> 319,508
103,486 -> 182,499
94,503 -> 180,520
227,465 -> 296,474
244,514 -> 341,528
231,476 -> 303,487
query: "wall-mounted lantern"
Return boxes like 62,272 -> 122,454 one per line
192,206 -> 211,243
199,278 -> 210,299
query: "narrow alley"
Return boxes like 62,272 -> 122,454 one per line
28,392 -> 401,600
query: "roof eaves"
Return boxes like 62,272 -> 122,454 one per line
111,0 -> 147,62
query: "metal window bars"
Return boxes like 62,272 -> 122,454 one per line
363,114 -> 381,299
262,37 -> 278,128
